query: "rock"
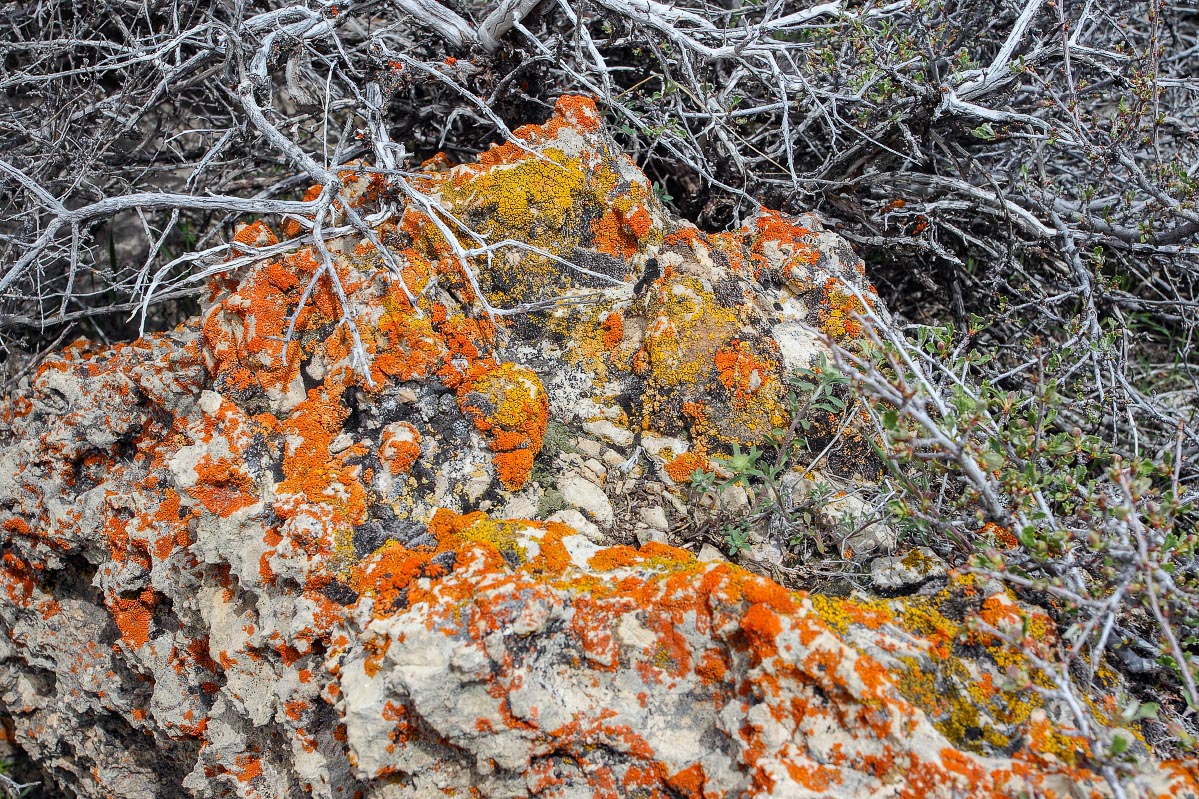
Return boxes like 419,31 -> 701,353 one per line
572,438 -> 603,458
580,419 -> 634,447
1,96 -> 1195,799
581,457 -> 607,483
870,546 -> 949,592
545,508 -> 602,543
638,505 -> 669,532
634,527 -> 670,546
557,473 -> 614,528
782,472 -> 898,558
600,448 -> 628,470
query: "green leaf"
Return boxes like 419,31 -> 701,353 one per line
1132,702 -> 1159,722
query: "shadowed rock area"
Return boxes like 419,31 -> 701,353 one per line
1,98 -> 1195,798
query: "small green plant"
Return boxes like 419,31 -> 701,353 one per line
724,524 -> 752,556
832,315 -> 1199,761
684,356 -> 860,559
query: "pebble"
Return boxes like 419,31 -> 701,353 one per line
638,505 -> 669,532
575,438 -> 604,458
581,419 -> 635,447
558,474 -> 615,527
546,509 -> 604,543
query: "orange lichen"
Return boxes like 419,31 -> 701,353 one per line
282,185 -> 324,237
818,277 -> 869,340
601,312 -> 625,351
713,340 -> 772,401
234,755 -> 263,783
193,456 -> 257,517
592,191 -> 655,259
979,521 -> 1018,549
232,220 -> 279,249
379,422 -> 421,475
201,250 -> 308,394
664,451 -> 711,484
458,362 -> 548,490
110,586 -> 157,649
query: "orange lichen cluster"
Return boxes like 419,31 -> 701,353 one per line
747,208 -> 820,282
600,311 -> 624,351
281,185 -> 324,238
202,241 -> 309,395
819,276 -> 870,340
193,456 -> 258,517
591,190 -> 656,260
275,383 -> 367,527
713,339 -> 773,401
232,219 -> 279,249
110,586 -> 157,649
979,521 -> 1019,549
458,362 -> 548,490
664,451 -> 712,484
379,422 -> 421,475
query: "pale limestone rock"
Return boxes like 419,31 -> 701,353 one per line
557,473 -> 615,527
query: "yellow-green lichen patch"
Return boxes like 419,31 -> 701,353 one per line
632,268 -> 790,450
640,275 -> 739,388
432,96 -> 664,311
839,575 -> 1144,766
809,593 -> 896,636
542,300 -> 626,381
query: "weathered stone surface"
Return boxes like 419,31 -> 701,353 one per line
870,546 -> 948,592
1,97 -> 1195,798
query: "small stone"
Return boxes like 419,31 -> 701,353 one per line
601,449 -> 627,469
719,484 -> 751,514
546,509 -> 603,543
842,521 -> 899,560
575,438 -> 604,458
870,547 -> 947,592
635,527 -> 670,546
638,506 -> 669,532
742,540 -> 783,565
583,458 -> 607,483
501,495 -> 538,519
639,434 -> 689,458
559,474 -> 614,527
581,419 -> 634,447
698,544 -> 727,562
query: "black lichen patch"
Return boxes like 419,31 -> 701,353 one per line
321,580 -> 359,606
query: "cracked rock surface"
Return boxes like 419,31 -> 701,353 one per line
2,97 -> 1196,798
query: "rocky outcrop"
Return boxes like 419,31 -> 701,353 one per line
1,97 -> 1195,799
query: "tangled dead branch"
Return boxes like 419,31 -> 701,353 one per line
2,0 -> 1194,447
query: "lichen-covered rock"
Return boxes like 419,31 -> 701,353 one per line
1,97 -> 1196,799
